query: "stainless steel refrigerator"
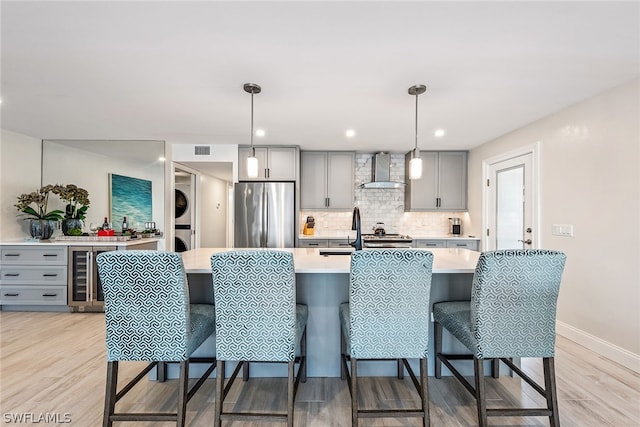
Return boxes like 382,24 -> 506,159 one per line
234,182 -> 295,248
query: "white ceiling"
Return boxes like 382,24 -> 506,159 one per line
2,1 -> 639,154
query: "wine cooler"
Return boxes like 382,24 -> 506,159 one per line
68,246 -> 115,312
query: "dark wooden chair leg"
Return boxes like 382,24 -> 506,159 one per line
397,358 -> 404,379
421,357 -> 430,427
474,357 -> 487,427
301,328 -> 307,383
103,361 -> 118,427
351,357 -> 358,427
177,361 -> 189,427
434,321 -> 442,378
242,361 -> 250,381
491,358 -> 500,378
544,357 -> 561,427
214,360 -> 225,427
287,361 -> 295,427
340,328 -> 346,380
157,361 -> 167,382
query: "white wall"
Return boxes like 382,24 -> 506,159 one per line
0,130 -> 43,240
468,78 -> 640,371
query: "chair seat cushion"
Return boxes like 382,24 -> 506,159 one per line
432,301 -> 477,356
187,304 -> 217,356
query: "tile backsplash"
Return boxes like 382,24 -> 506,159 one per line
300,153 -> 468,236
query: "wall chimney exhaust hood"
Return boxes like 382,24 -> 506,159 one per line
360,153 -> 406,189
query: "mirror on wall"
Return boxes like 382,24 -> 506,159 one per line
41,139 -> 166,235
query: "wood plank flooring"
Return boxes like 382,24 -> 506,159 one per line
1,312 -> 638,426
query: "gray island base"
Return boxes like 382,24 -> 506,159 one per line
167,247 -> 483,379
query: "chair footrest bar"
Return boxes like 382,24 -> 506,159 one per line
220,412 -> 288,422
359,409 -> 425,418
487,408 -> 553,417
110,413 -> 177,421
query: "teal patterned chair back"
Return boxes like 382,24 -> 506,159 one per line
211,250 -> 298,362
96,251 -> 192,362
471,249 -> 566,358
348,249 -> 433,359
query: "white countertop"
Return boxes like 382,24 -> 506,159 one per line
181,247 -> 480,274
298,234 -> 479,241
0,238 -> 161,247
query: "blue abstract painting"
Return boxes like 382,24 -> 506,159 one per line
110,173 -> 152,231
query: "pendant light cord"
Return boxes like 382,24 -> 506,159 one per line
250,90 -> 255,156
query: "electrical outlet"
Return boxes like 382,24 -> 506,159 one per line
552,224 -> 573,237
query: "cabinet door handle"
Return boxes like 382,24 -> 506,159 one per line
43,273 -> 58,277
42,293 -> 58,297
4,293 -> 19,297
4,273 -> 20,277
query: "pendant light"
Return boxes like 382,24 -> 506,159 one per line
244,83 -> 261,178
408,84 -> 426,180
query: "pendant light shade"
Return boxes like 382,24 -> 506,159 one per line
408,84 -> 426,180
244,83 -> 261,179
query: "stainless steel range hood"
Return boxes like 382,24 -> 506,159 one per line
360,152 -> 406,189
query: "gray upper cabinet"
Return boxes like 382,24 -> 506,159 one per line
301,151 -> 354,210
405,151 -> 468,211
238,146 -> 298,181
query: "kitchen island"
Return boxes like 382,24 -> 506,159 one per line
181,247 -> 480,378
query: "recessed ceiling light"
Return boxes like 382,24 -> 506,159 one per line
255,129 -> 265,137
434,129 -> 445,137
346,129 -> 356,138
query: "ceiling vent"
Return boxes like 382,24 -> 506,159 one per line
194,145 -> 211,156
360,152 -> 406,189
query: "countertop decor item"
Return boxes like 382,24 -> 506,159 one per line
14,185 -> 65,239
53,184 -> 90,235
14,185 -> 65,222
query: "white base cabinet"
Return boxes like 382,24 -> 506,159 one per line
1,245 -> 68,308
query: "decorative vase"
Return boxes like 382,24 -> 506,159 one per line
61,218 -> 84,236
30,219 -> 56,240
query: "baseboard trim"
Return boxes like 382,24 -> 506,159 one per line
557,321 -> 640,374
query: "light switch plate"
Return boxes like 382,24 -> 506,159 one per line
552,224 -> 573,237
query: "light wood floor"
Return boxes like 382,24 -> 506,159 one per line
1,312 -> 638,426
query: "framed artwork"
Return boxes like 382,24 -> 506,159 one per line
109,173 -> 152,230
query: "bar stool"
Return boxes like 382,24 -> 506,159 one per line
210,250 -> 307,427
96,250 -> 217,427
340,249 -> 434,427
433,249 -> 566,427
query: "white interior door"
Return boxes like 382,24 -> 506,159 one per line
485,152 -> 536,251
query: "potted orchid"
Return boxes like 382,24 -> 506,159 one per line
53,184 -> 91,236
14,185 -> 65,239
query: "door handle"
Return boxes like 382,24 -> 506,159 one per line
518,239 -> 532,245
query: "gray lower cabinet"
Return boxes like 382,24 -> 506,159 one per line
301,151 -> 354,210
0,245 -> 68,307
298,239 -> 329,248
446,240 -> 479,251
405,151 -> 467,211
328,239 -> 352,248
238,146 -> 298,181
414,239 -> 447,248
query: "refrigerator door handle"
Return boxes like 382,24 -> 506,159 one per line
261,185 -> 268,247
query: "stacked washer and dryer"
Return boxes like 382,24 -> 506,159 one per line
174,179 -> 193,252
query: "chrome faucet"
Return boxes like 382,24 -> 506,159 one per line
350,207 -> 362,251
